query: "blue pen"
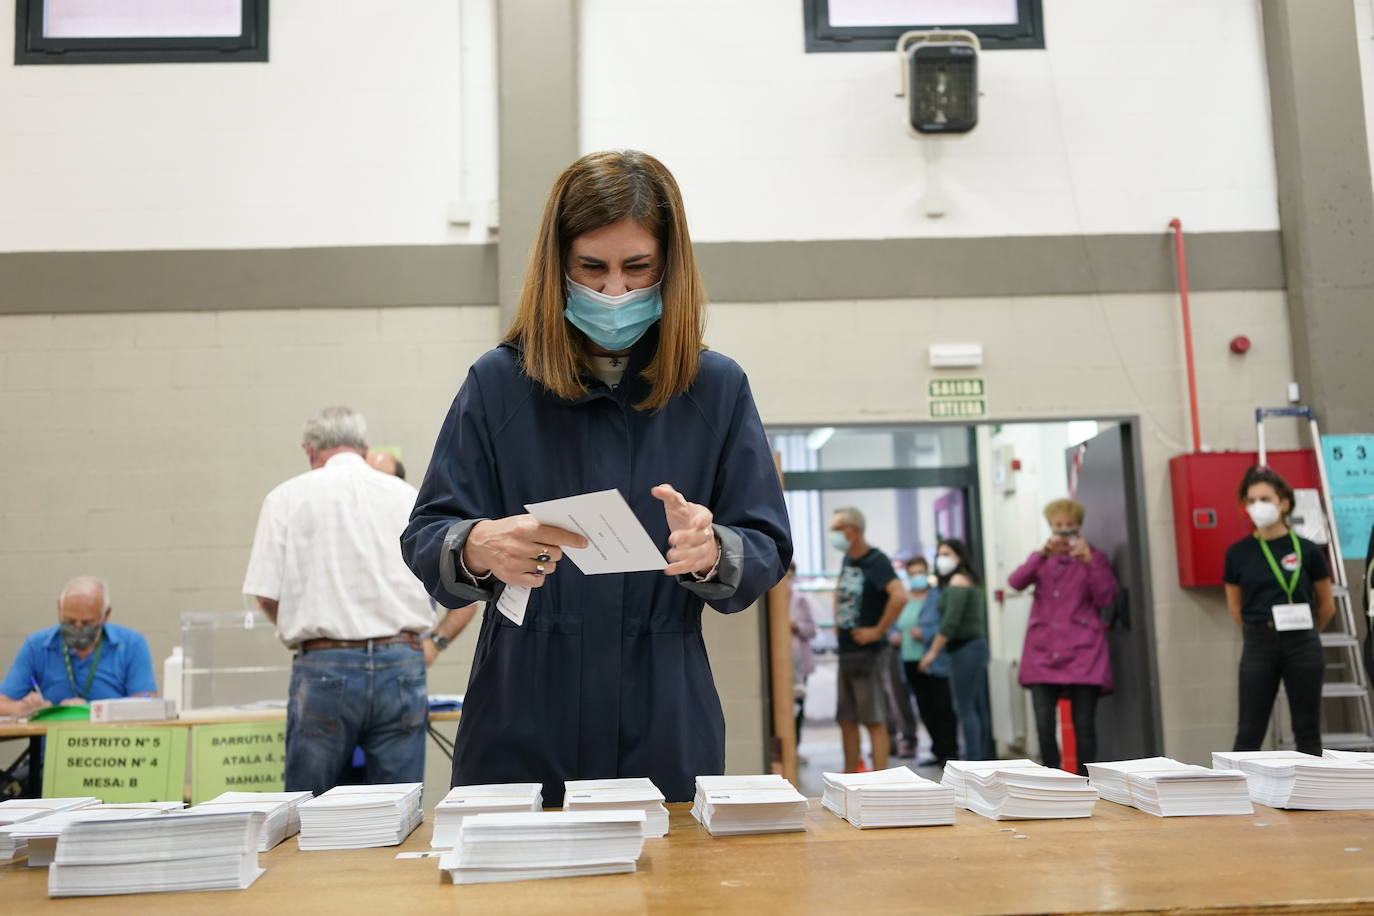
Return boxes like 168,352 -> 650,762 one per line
28,676 -> 42,696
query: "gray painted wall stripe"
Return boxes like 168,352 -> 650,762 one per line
0,245 -> 498,314
698,231 -> 1284,301
0,231 -> 1281,315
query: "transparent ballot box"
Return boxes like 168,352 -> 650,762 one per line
180,610 -> 290,711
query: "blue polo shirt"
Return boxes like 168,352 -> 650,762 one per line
0,624 -> 158,703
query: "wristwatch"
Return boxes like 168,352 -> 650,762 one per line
430,633 -> 451,652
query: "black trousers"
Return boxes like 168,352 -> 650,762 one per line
1028,683 -> 1100,773
1234,621 -> 1325,757
903,661 -> 960,763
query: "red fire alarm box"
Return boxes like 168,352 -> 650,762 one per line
1168,450 -> 1321,587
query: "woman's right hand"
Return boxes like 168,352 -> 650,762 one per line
462,515 -> 589,588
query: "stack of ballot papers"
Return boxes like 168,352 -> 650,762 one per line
0,798 -> 101,860
950,762 -> 1098,820
1085,758 -> 1253,816
297,783 -> 423,849
563,777 -> 669,838
431,783 -> 543,848
198,791 -> 312,837
1325,749 -> 1374,764
89,697 -> 176,722
820,767 -> 955,828
690,774 -> 809,836
190,795 -> 297,850
1212,751 -> 1374,809
16,802 -> 185,867
48,810 -> 265,897
438,810 -> 646,885
940,759 -> 1040,807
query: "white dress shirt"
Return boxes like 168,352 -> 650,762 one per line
243,451 -> 435,647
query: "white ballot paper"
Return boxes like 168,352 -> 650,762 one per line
525,489 -> 667,576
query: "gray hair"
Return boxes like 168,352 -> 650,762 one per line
832,507 -> 866,531
302,406 -> 368,451
59,576 -> 111,614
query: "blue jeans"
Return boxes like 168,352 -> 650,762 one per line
285,643 -> 427,795
948,637 -> 992,760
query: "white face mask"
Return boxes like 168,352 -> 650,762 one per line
934,555 -> 959,577
1247,501 -> 1281,529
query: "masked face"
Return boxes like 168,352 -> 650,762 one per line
828,529 -> 851,552
1246,500 -> 1281,529
934,554 -> 959,577
61,621 -> 102,651
908,573 -> 930,591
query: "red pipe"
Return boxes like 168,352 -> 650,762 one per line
1169,218 -> 1202,453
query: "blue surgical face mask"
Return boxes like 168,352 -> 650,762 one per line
909,573 -> 929,591
564,277 -> 663,352
828,530 -> 850,552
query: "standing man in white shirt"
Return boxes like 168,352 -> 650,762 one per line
243,406 -> 467,794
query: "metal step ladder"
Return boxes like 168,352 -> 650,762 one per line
1259,406 -> 1374,750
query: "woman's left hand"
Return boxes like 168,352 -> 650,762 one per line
653,484 -> 718,577
1070,538 -> 1092,564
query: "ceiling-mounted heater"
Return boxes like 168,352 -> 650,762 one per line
896,30 -> 980,218
896,30 -> 980,136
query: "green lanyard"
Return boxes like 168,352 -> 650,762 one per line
1256,531 -> 1302,603
61,633 -> 104,700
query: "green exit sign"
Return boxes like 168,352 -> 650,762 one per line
928,378 -> 985,398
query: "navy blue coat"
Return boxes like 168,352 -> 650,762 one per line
401,328 -> 792,804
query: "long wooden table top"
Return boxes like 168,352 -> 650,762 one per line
0,708 -> 460,738
5,799 -> 1374,914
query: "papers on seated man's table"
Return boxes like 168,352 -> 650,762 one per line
525,489 -> 667,575
821,766 -> 955,829
1085,758 -> 1253,817
0,797 -> 101,860
431,783 -> 543,848
14,802 -> 185,867
563,777 -> 669,838
438,810 -> 646,885
943,760 -> 1097,820
1213,750 -> 1374,809
48,811 -> 265,897
691,774 -> 808,836
89,697 -> 176,722
297,783 -> 423,849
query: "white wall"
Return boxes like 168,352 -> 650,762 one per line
0,1 -> 496,252
581,0 -> 1278,241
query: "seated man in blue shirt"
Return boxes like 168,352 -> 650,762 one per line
0,576 -> 158,716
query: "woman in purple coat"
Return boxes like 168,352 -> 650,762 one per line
1008,498 -> 1117,773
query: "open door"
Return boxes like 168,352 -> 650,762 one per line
1067,424 -> 1163,759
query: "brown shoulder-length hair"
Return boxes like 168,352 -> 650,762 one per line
503,150 -> 706,411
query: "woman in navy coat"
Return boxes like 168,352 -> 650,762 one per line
401,150 -> 792,805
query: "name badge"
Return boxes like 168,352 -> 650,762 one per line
1272,603 -> 1313,631
497,584 -> 530,626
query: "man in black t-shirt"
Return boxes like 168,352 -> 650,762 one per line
829,507 -> 907,773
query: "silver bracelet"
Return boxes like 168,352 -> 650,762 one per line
458,546 -> 493,584
690,536 -> 723,583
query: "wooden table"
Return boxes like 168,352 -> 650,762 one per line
5,800 -> 1373,914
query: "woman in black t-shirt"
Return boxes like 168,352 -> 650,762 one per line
1222,466 -> 1334,756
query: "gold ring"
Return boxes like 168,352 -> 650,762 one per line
536,552 -> 552,563
534,564 -> 546,576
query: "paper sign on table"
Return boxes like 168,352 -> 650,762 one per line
525,489 -> 667,575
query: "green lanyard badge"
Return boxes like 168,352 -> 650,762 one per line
1256,532 -> 1303,603
62,634 -> 104,700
